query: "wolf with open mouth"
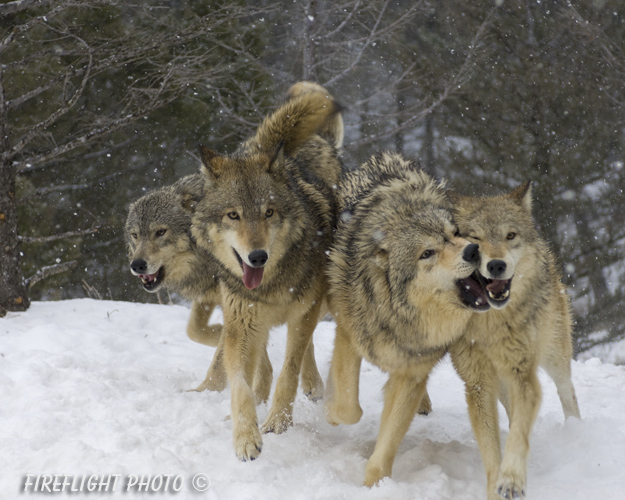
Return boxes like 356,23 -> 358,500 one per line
324,151 -> 490,487
449,182 -> 581,500
191,83 -> 343,462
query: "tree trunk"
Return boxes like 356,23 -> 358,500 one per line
0,160 -> 29,315
0,65 -> 29,315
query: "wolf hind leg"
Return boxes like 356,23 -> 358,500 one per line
192,333 -> 227,392
300,339 -> 324,402
417,390 -> 432,415
261,299 -> 323,434
543,357 -> 580,420
364,367 -> 433,487
324,319 -> 363,426
252,347 -> 273,404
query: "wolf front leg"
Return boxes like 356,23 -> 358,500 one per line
364,366 -> 434,487
495,360 -> 541,500
186,299 -> 222,346
261,298 -> 322,434
223,315 -> 267,461
324,317 -> 363,426
449,337 -> 503,500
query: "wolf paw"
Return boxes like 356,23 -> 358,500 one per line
233,425 -> 263,462
190,375 -> 227,393
496,478 -> 525,499
302,376 -> 324,402
324,398 -> 363,426
363,463 -> 387,488
417,392 -> 432,415
261,410 -> 293,435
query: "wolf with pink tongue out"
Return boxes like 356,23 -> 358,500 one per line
191,82 -> 344,462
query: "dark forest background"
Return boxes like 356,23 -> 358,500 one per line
1,0 -> 624,356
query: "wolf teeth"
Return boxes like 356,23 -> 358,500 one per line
488,289 -> 510,300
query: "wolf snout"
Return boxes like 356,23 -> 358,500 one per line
130,258 -> 148,275
462,243 -> 480,265
487,259 -> 507,278
248,250 -> 268,268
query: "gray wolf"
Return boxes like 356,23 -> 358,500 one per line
124,174 -> 272,398
448,182 -> 580,500
324,151 -> 489,487
124,171 -> 320,401
191,83 -> 343,461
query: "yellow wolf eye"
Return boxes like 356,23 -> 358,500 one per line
227,211 -> 239,220
265,208 -> 274,218
420,249 -> 434,260
156,229 -> 167,237
507,232 -> 516,240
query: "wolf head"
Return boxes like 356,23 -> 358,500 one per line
192,144 -> 302,290
451,181 -> 539,309
360,184 -> 489,317
124,175 -> 203,293
191,84 -> 342,291
333,156 -> 490,331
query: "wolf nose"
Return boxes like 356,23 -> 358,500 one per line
462,243 -> 480,264
487,259 -> 507,278
131,259 -> 148,274
248,250 -> 268,268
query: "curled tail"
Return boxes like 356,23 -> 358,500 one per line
243,81 -> 343,157
286,82 -> 344,151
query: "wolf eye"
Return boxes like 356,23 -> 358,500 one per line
131,233 -> 138,240
453,227 -> 461,237
420,250 -> 435,260
265,208 -> 274,218
506,232 -> 516,240
155,229 -> 167,237
227,211 -> 239,220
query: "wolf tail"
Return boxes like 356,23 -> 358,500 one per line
247,82 -> 343,157
285,82 -> 344,151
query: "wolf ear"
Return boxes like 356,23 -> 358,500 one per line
512,180 -> 532,213
267,140 -> 286,175
198,144 -> 225,180
181,193 -> 199,213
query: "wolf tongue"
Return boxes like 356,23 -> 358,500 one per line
486,279 -> 507,294
242,262 -> 264,290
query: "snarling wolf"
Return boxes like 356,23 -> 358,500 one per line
449,182 -> 580,500
324,151 -> 489,487
191,83 -> 343,461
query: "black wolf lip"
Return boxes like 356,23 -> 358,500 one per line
457,271 -> 490,312
138,266 -> 165,292
483,277 -> 512,308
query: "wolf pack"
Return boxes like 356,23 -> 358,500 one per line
125,82 -> 580,499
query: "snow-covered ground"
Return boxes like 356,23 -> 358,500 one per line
2,299 -> 625,499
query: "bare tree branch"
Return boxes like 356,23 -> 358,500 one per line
18,226 -> 101,244
25,260 -> 78,289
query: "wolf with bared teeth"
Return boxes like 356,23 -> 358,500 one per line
191,83 -> 343,461
324,151 -> 490,487
449,182 -> 581,500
